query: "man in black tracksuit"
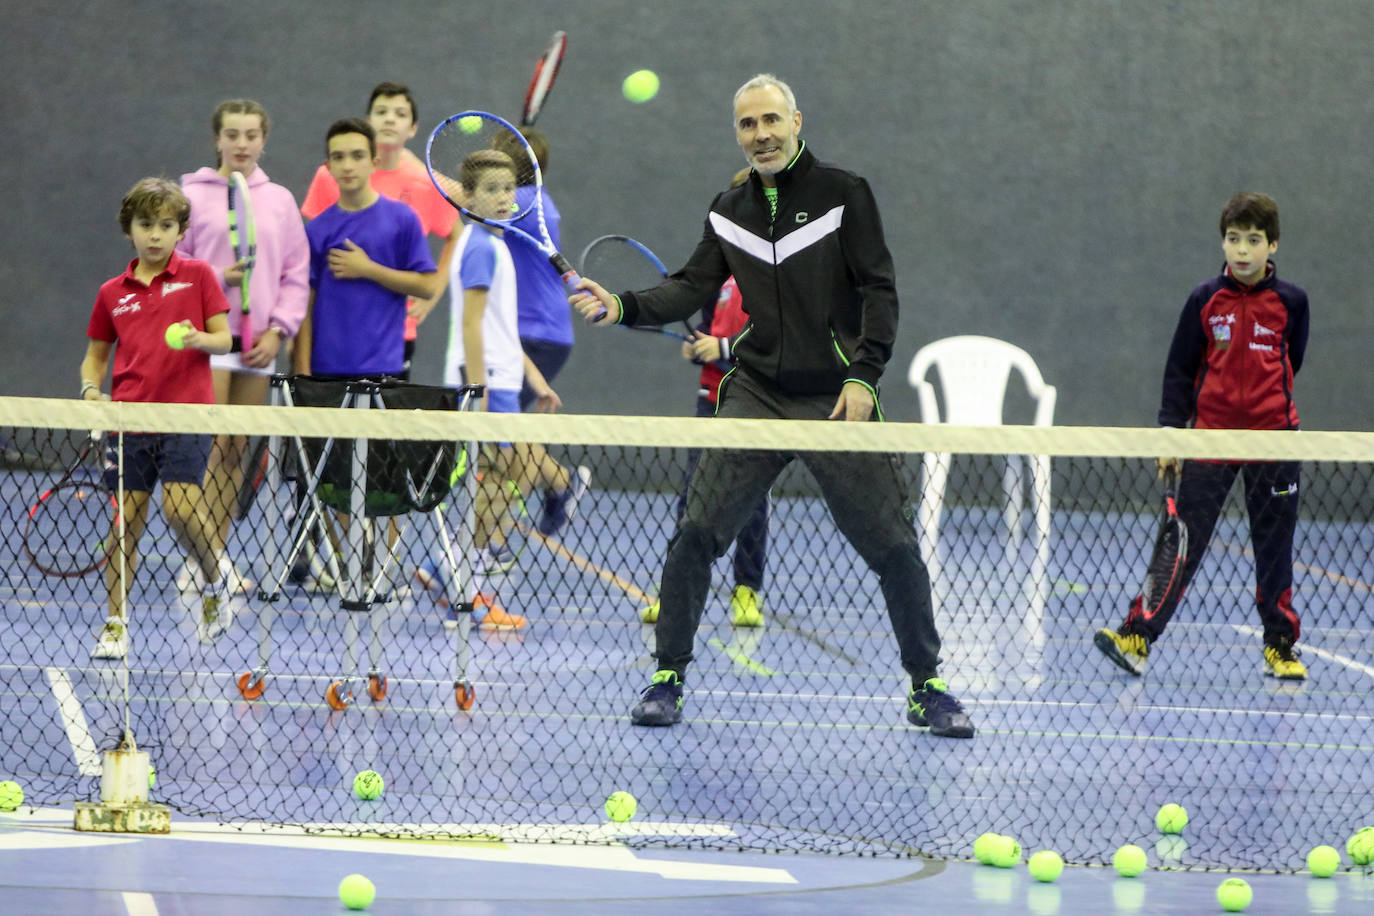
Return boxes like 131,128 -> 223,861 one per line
572,73 -> 973,738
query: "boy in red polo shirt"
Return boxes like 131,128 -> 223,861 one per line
80,177 -> 235,659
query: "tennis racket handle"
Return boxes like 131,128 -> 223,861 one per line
551,251 -> 608,320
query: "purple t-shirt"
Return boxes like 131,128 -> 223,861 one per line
306,196 -> 434,375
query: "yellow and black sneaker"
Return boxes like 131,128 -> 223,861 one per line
1094,628 -> 1149,676
630,669 -> 684,726
907,678 -> 974,738
1263,640 -> 1307,681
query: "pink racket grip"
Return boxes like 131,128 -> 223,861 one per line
550,252 -> 605,320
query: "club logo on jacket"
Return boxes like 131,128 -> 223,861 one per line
795,212 -> 808,223
1209,313 -> 1235,349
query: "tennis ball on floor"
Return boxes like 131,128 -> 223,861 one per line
338,873 -> 375,910
989,834 -> 1022,868
622,69 -> 660,103
1156,802 -> 1188,834
605,790 -> 637,822
973,832 -> 1002,864
458,115 -> 482,134
164,322 -> 188,350
1307,844 -> 1340,877
1216,877 -> 1252,912
1348,827 -> 1374,866
352,769 -> 384,801
1027,850 -> 1064,882
148,765 -> 156,789
1113,843 -> 1147,877
0,780 -> 23,811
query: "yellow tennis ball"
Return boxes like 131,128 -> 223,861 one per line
973,832 -> 1002,864
989,834 -> 1022,868
459,115 -> 482,134
622,69 -> 659,104
1348,827 -> 1374,866
1113,843 -> 1147,877
352,769 -> 384,801
604,790 -> 637,822
1027,850 -> 1064,882
1156,802 -> 1188,834
338,874 -> 375,911
1307,844 -> 1340,877
1216,877 -> 1252,912
164,322 -> 187,350
148,765 -> 156,789
0,780 -> 23,811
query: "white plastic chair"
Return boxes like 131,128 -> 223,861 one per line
907,336 -> 1056,587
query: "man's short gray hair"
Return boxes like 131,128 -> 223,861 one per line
733,73 -> 797,115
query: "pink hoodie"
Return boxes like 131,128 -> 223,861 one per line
178,165 -> 310,343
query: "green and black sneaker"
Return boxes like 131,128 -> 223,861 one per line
631,669 -> 684,726
907,678 -> 974,739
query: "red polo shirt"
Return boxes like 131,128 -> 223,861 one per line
87,253 -> 229,404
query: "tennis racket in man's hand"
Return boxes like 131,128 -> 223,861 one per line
23,430 -> 118,577
1140,465 -> 1189,617
227,170 -> 257,353
426,110 -> 581,294
577,234 -> 692,342
521,30 -> 567,126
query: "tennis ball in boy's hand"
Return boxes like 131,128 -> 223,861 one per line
604,790 -> 637,822
1156,802 -> 1188,834
164,322 -> 188,350
0,780 -> 23,811
1307,844 -> 1340,877
622,69 -> 659,103
1216,877 -> 1252,912
338,874 -> 375,910
1113,843 -> 1147,877
459,115 -> 482,134
352,769 -> 384,800
1027,850 -> 1064,882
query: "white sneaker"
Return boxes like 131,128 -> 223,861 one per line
217,556 -> 255,596
175,557 -> 205,594
92,619 -> 128,660
198,583 -> 232,645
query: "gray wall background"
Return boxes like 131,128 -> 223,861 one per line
4,1 -> 1370,429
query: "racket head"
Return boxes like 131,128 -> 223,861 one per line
229,170 -> 256,266
426,111 -> 544,228
24,479 -> 117,577
1141,468 -> 1188,611
521,30 -> 567,126
578,235 -> 689,340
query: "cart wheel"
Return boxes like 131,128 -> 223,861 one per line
367,674 -> 388,701
236,671 -> 266,700
326,681 -> 353,710
455,682 -> 475,711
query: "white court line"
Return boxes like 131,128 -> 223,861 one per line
1233,624 -> 1374,679
121,892 -> 158,916
44,668 -> 102,776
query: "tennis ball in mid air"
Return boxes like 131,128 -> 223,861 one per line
989,834 -> 1022,868
1348,827 -> 1374,866
1156,802 -> 1188,834
352,769 -> 384,801
338,874 -> 375,911
1307,844 -> 1340,877
1113,843 -> 1147,877
164,322 -> 188,350
0,780 -> 23,811
622,69 -> 659,103
604,791 -> 637,822
1027,850 -> 1064,883
1216,877 -> 1252,912
458,115 -> 482,134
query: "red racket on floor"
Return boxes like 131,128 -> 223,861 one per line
23,430 -> 118,577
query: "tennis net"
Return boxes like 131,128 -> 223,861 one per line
2,390 -> 1372,869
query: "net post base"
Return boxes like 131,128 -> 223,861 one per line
74,801 -> 171,834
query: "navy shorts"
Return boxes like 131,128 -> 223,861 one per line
103,432 -> 212,493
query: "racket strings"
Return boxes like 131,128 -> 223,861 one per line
580,240 -> 669,292
428,114 -> 540,222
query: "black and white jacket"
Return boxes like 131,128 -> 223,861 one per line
618,144 -> 899,396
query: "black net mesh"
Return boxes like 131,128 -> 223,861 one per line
2,396 -> 1372,869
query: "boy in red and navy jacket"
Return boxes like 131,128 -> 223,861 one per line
1096,192 -> 1311,680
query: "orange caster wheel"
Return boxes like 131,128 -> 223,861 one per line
367,674 -> 388,701
236,671 -> 266,700
455,682 -> 475,711
326,680 -> 353,710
